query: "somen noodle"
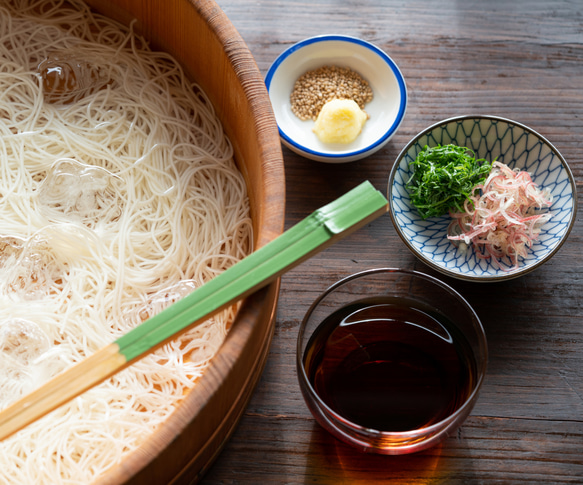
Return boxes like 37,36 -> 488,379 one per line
0,0 -> 252,483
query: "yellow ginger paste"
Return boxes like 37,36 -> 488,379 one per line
313,98 -> 368,144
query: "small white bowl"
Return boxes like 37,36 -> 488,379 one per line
388,115 -> 577,282
265,35 -> 407,163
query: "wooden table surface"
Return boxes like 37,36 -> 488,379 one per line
203,1 -> 583,483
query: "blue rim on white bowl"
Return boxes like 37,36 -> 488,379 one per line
265,35 -> 407,163
388,115 -> 578,282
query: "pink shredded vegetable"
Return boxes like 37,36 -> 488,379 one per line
447,161 -> 553,271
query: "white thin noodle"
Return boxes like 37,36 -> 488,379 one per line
0,1 -> 252,483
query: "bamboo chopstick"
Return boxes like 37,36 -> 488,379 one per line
0,180 -> 388,441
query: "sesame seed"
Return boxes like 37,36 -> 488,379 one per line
290,65 -> 373,121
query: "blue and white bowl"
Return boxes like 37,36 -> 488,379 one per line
265,35 -> 407,163
388,115 -> 577,282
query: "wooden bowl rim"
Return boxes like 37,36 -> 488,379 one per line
92,0 -> 285,482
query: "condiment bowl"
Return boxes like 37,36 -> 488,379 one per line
266,35 -> 407,163
388,115 -> 577,282
297,268 -> 487,454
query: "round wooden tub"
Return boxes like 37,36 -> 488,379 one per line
82,0 -> 285,483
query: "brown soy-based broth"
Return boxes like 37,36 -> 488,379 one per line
303,297 -> 477,432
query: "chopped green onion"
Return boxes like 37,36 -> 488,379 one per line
406,144 -> 493,219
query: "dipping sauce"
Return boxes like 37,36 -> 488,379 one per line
303,297 -> 477,432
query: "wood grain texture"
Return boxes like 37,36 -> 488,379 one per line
201,0 -> 583,483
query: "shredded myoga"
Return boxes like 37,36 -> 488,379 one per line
0,1 -> 251,483
447,161 -> 552,270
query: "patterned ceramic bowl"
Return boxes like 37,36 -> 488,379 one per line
388,115 -> 577,282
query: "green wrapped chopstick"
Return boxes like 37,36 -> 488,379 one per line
0,180 -> 388,440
